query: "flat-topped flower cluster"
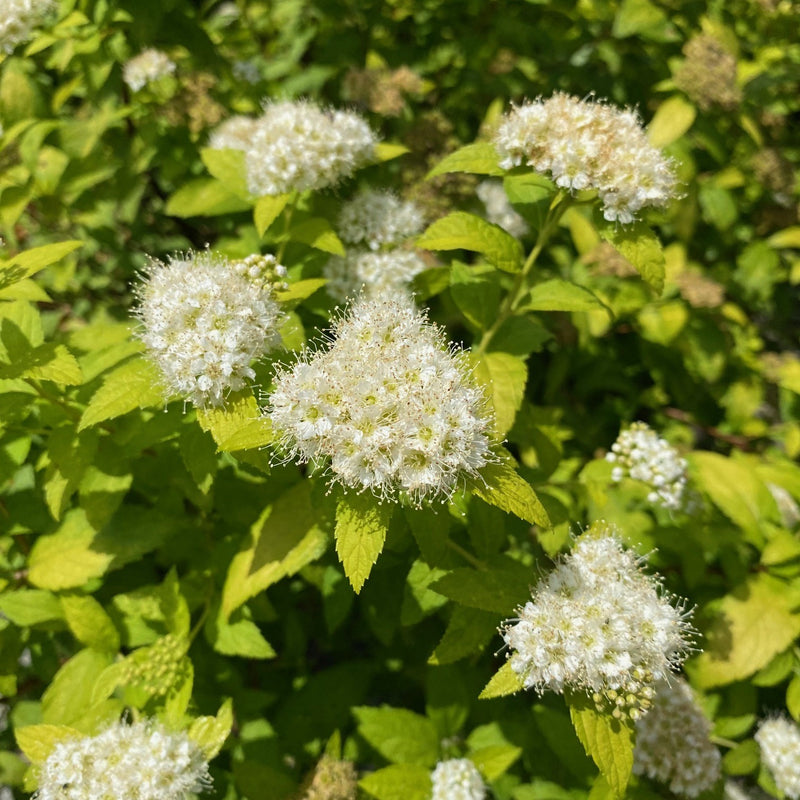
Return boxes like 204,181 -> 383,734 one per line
123,49 -> 176,91
267,294 -> 493,504
0,0 -> 55,53
502,523 -> 694,719
431,758 -> 486,800
493,92 -> 678,223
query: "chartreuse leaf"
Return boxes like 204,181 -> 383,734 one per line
254,193 -> 290,236
599,223 -> 665,294
503,173 -> 554,205
690,573 -> 800,688
429,606 -> 499,665
479,660 -> 525,699
471,457 -> 550,527
431,567 -> 530,614
374,142 -> 410,162
78,356 -> 164,431
472,351 -> 528,436
196,389 -> 272,452
42,648 -> 113,727
521,279 -> 610,314
165,177 -> 250,218
289,217 -> 346,255
647,95 -> 696,147
15,725 -> 82,765
567,692 -> 634,798
353,706 -> 439,766
0,240 -> 81,289
60,594 -> 120,652
206,609 -> 276,659
768,227 -> 800,249
417,212 -> 524,273
200,147 -> 251,200
221,481 -> 328,619
426,142 -> 504,178
0,589 -> 64,626
360,764 -> 432,800
188,698 -> 233,760
470,744 -> 522,780
335,493 -> 394,593
274,278 -> 327,308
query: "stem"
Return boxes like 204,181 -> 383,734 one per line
446,539 -> 486,570
275,193 -> 297,264
27,379 -> 82,422
476,192 -> 572,355
710,735 -> 739,749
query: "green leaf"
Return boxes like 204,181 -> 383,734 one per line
431,566 -> 530,614
60,594 -> 120,652
768,227 -> 800,249
359,764 -> 432,800
188,699 -> 233,760
471,458 -> 550,526
0,589 -> 64,626
374,142 -> 410,162
196,389 -> 272,452
647,95 -> 697,147
200,147 -> 251,199
42,648 -> 113,727
417,212 -> 524,273
503,173 -> 555,205
78,357 -> 164,431
521,279 -> 610,314
254,193 -> 290,236
289,218 -> 346,255
0,240 -> 81,289
690,573 -> 800,688
450,262 -> 501,331
274,278 -> 327,307
221,481 -> 328,618
206,607 -> 276,659
612,0 -> 669,38
479,660 -> 525,699
353,706 -> 439,766
165,177 -> 251,218
15,725 -> 81,765
599,223 -> 665,294
335,493 -> 393,593
429,606 -> 499,665
568,694 -> 634,798
786,675 -> 800,721
426,142 -> 504,178
470,744 -> 522,781
472,351 -> 527,437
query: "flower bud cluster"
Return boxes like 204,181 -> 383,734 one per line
0,0 -> 55,53
633,678 -> 721,797
502,523 -> 694,720
606,422 -> 688,511
431,758 -> 486,800
755,717 -> 800,800
123,49 -> 177,92
493,92 -> 678,224
476,180 -> 529,238
34,719 -> 211,800
210,100 -> 377,196
119,635 -> 189,699
675,34 -> 741,111
267,294 -> 493,504
135,251 -> 285,408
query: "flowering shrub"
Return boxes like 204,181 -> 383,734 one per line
1,2 -> 799,800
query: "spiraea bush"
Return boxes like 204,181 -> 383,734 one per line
1,1 -> 799,800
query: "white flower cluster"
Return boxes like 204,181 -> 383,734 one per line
135,251 -> 284,408
755,717 -> 800,800
476,180 -> 529,238
502,523 -> 694,719
267,294 -> 493,504
324,250 -> 428,302
633,678 -> 721,797
606,421 -> 689,511
431,759 -> 486,800
493,92 -> 678,223
337,189 -> 424,251
209,100 -> 377,196
209,115 -> 259,151
0,0 -> 55,53
123,49 -> 177,92
34,719 -> 211,800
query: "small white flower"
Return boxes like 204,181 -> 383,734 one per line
224,99 -> 377,196
493,93 -> 678,223
755,717 -> 800,800
324,249 -> 428,302
134,251 -> 285,408
0,0 -> 55,53
337,189 -> 424,250
606,422 -> 688,511
501,522 -> 694,719
431,758 -> 486,800
34,718 -> 211,800
123,49 -> 177,92
209,115 -> 261,152
267,294 -> 493,504
476,180 -> 529,238
634,677 -> 721,797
